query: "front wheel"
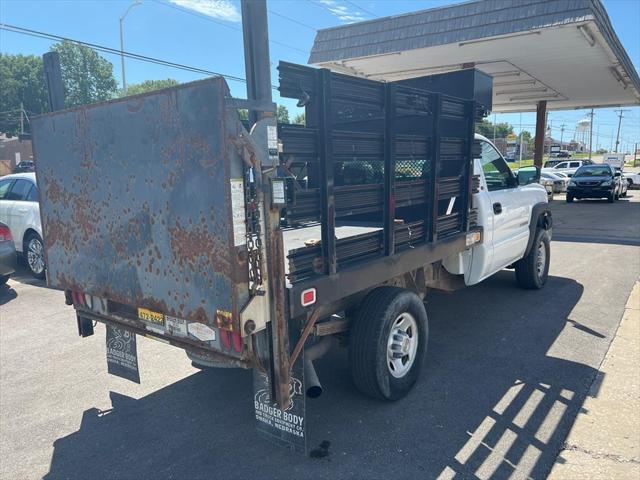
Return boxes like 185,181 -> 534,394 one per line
514,229 -> 550,290
608,193 -> 615,203
566,195 -> 574,203
349,287 -> 428,401
25,233 -> 46,279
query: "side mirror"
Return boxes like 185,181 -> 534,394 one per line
517,166 -> 540,186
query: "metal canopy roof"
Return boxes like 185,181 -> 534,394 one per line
308,0 -> 640,113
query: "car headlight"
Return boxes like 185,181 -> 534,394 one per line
601,180 -> 612,186
569,180 -> 576,186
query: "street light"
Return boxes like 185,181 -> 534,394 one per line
120,0 -> 142,93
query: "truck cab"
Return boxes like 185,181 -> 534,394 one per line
445,135 -> 550,286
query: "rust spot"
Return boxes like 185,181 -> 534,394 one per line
168,219 -> 231,274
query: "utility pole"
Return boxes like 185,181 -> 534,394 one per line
19,102 -> 24,134
614,109 -> 630,153
559,124 -> 565,147
493,112 -> 496,143
587,109 -> 594,161
634,142 -> 638,167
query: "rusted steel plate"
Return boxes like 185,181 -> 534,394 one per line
31,78 -> 249,338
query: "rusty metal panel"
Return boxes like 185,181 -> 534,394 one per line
31,78 -> 249,335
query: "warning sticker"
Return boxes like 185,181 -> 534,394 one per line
188,322 -> 217,342
165,315 -> 188,337
271,179 -> 286,205
230,178 -> 246,246
267,125 -> 278,150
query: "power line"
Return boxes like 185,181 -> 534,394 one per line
343,0 -> 378,18
268,9 -> 318,31
150,0 -> 310,55
0,23 -> 265,88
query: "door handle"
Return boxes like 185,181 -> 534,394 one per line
17,208 -> 28,213
493,202 -> 502,214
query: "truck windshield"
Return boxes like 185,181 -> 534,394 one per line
575,166 -> 611,177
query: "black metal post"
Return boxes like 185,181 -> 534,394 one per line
241,0 -> 273,126
383,84 -> 397,255
461,102 -> 476,231
318,69 -> 337,274
43,52 -> 65,111
429,94 -> 442,242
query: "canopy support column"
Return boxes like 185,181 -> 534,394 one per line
534,100 -> 547,168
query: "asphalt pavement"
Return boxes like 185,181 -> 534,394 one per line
1,193 -> 639,480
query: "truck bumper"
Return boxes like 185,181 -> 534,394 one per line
567,187 -> 614,198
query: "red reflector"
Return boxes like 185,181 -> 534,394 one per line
301,288 -> 316,307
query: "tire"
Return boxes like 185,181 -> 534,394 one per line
0,274 -> 9,285
24,233 -> 46,279
514,229 -> 550,290
349,286 -> 428,401
608,193 -> 614,203
566,195 -> 574,203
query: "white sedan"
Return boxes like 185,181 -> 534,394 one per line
0,173 -> 45,278
623,170 -> 640,189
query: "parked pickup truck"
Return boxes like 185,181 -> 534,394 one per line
543,159 -> 594,177
31,61 -> 551,453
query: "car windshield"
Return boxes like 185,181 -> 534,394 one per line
575,166 -> 611,177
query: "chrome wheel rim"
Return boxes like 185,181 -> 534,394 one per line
387,312 -> 418,378
536,240 -> 546,277
27,238 -> 45,275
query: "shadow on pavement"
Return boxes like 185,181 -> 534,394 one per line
44,272 -> 598,480
5,260 -> 47,288
0,283 -> 17,305
550,195 -> 640,246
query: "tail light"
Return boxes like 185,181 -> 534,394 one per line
0,225 -> 13,242
71,291 -> 87,307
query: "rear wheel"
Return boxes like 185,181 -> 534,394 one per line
24,233 -> 46,279
349,286 -> 428,401
515,229 -> 550,290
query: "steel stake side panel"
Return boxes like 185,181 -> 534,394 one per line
31,78 -> 250,357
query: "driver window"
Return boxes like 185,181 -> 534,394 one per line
480,141 -> 514,191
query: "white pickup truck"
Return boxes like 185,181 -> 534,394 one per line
447,134 -> 552,290
31,71 -> 553,451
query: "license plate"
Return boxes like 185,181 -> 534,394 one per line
138,307 -> 165,326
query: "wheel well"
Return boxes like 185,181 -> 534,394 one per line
22,228 -> 40,250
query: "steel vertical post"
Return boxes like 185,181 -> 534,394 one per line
241,0 -> 291,409
317,69 -> 337,274
42,52 -> 65,111
383,84 -> 397,256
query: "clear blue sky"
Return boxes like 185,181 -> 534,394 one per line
1,0 -> 639,151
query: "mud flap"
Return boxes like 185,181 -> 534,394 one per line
106,324 -> 140,384
253,346 -> 306,453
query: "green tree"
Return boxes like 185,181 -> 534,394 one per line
293,112 -> 305,125
120,78 -> 179,97
475,119 -> 513,139
277,105 -> 289,124
0,54 -> 49,134
51,41 -> 118,107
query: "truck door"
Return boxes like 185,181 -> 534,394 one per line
477,140 -> 530,276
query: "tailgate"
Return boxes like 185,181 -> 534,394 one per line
31,78 -> 250,355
